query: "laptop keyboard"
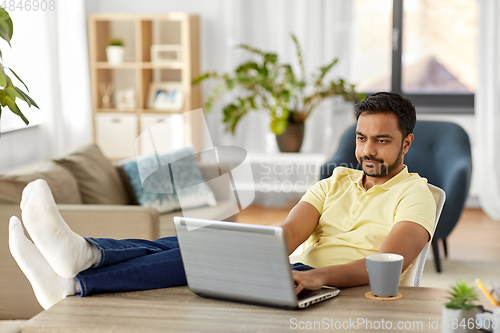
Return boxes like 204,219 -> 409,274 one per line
297,289 -> 323,300
296,289 -> 338,308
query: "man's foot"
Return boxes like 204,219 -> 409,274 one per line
9,216 -> 77,309
20,179 -> 93,278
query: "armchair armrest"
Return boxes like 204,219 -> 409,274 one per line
1,204 -> 160,241
57,205 -> 160,240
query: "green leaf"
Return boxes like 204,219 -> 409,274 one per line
14,87 -> 39,108
8,68 -> 29,92
263,52 -> 278,64
291,33 -> 305,80
0,92 -> 29,125
0,9 -> 13,45
237,44 -> 266,57
271,117 -> 287,134
315,58 -> 338,86
223,103 -> 248,134
0,69 -> 6,87
444,281 -> 478,310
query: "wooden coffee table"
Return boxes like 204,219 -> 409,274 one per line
22,285 -> 451,332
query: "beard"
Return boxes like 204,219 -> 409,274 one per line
360,147 -> 404,178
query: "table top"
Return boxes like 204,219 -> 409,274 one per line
22,285 -> 452,333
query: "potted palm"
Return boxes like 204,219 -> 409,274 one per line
106,38 -> 125,65
193,34 -> 365,152
442,281 -> 479,333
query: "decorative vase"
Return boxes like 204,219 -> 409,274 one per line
441,306 -> 478,333
106,46 -> 124,64
276,123 -> 305,153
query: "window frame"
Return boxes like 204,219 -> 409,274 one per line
390,0 -> 475,114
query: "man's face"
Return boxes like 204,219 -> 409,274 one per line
355,112 -> 412,179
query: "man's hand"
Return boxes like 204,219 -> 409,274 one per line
292,269 -> 326,294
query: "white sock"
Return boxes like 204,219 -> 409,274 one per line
9,216 -> 77,310
20,179 -> 94,278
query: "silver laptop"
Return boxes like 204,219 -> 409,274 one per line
174,217 -> 339,309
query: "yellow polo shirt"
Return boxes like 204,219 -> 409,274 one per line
298,166 -> 436,269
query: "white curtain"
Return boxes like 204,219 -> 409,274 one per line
476,0 -> 500,220
50,0 -> 93,155
202,0 -> 356,157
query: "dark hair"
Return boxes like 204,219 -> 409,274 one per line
355,92 -> 416,137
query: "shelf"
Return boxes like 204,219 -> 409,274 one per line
95,108 -> 186,114
142,108 -> 185,114
89,13 -> 202,158
96,108 -> 138,113
95,62 -> 140,69
95,62 -> 186,69
141,62 -> 185,69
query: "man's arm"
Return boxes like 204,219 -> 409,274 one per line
280,201 -> 320,255
292,221 -> 429,294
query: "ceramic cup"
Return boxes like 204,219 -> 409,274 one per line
366,253 -> 404,297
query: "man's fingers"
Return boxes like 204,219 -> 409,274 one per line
295,283 -> 304,295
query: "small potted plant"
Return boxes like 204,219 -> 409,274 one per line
106,38 -> 124,65
442,280 -> 479,333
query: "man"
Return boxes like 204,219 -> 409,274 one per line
287,92 -> 435,294
9,92 -> 436,310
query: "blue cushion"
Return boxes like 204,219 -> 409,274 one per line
121,147 -> 217,214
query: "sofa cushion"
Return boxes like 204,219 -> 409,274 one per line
54,144 -> 129,205
120,146 -> 217,214
0,162 -> 82,204
114,164 -> 139,205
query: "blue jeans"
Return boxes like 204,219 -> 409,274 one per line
77,236 -> 314,296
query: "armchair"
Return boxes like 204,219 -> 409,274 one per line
320,121 -> 472,272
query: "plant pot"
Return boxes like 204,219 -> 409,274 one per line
106,46 -> 124,64
276,123 -> 304,153
441,306 -> 478,333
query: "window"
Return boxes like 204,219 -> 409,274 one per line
350,0 -> 477,114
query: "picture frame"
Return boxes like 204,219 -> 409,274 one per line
115,88 -> 136,110
147,82 -> 184,111
151,44 -> 182,63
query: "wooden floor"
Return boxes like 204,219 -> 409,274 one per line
237,206 -> 500,262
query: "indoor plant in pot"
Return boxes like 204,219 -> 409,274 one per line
106,38 -> 125,65
442,281 -> 479,333
193,34 -> 365,152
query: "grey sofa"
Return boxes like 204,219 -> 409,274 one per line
0,145 -> 237,325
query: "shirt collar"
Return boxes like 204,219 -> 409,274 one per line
379,165 -> 409,190
348,165 -> 409,191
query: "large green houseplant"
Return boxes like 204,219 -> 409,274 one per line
193,34 -> 364,152
0,8 -> 39,126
